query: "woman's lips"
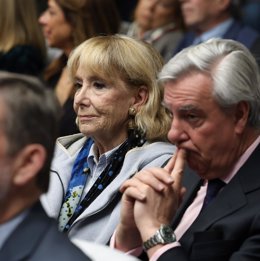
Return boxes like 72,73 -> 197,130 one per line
78,115 -> 97,121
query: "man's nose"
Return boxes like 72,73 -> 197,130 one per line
167,118 -> 188,145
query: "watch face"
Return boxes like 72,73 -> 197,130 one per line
160,225 -> 176,243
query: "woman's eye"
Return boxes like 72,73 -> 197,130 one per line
74,82 -> 82,90
157,0 -> 175,8
93,81 -> 106,89
48,8 -> 56,16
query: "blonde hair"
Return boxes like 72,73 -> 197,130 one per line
68,35 -> 171,141
0,0 -> 46,57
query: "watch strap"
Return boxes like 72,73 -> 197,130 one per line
143,230 -> 162,250
143,224 -> 176,251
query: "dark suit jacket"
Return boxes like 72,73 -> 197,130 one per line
174,20 -> 260,66
0,202 -> 91,261
157,143 -> 260,261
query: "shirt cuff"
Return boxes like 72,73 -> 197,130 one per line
110,230 -> 143,257
150,242 -> 181,261
109,231 -> 117,248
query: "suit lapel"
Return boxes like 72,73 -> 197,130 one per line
0,202 -> 52,261
180,177 -> 246,251
180,143 -> 260,252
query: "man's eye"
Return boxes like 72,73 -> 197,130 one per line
187,114 -> 199,121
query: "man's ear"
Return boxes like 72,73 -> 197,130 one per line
13,144 -> 46,186
132,85 -> 148,111
234,101 -> 250,134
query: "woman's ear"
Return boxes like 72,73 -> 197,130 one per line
132,85 -> 148,110
12,144 -> 46,187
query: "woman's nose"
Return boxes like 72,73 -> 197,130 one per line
38,10 -> 48,25
74,86 -> 90,105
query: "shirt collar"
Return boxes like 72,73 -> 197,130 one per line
87,142 -> 123,174
0,210 -> 29,250
223,135 -> 260,184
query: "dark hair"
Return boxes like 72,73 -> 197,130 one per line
0,72 -> 61,192
44,0 -> 120,83
57,0 -> 120,46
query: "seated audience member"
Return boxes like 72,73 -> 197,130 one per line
41,35 -> 176,244
174,0 -> 260,65
39,0 -> 121,136
113,38 -> 260,261
0,0 -> 46,77
121,0 -> 184,62
0,72 -> 89,260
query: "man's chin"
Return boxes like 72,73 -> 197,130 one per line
187,153 -> 207,175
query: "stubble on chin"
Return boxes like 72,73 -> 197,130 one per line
186,151 -> 208,177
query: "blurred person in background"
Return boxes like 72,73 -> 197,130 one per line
174,0 -> 260,65
39,0 -> 121,136
121,0 -> 185,62
0,72 -> 90,261
0,0 -> 46,77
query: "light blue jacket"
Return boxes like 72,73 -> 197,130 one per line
41,133 -> 176,244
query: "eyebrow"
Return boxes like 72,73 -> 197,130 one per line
178,105 -> 199,112
161,102 -> 199,112
76,73 -> 107,81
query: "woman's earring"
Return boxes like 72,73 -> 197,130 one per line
75,117 -> 79,127
129,107 -> 136,116
128,107 -> 136,129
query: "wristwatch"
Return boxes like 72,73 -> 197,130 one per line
143,224 -> 176,251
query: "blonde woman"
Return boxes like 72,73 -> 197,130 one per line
41,35 -> 176,244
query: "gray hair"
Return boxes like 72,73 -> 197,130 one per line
159,38 -> 260,129
0,72 -> 61,192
